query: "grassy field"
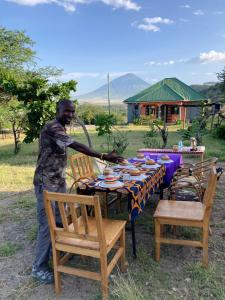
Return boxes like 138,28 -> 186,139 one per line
1,125 -> 225,299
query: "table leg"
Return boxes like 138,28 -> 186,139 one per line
131,219 -> 137,258
159,186 -> 164,200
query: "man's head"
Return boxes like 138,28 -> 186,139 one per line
56,99 -> 75,125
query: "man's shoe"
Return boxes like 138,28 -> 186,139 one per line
32,266 -> 54,284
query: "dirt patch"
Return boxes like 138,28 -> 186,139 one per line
1,163 -> 225,299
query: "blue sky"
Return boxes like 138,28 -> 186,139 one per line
1,0 -> 225,94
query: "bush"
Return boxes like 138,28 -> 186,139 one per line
143,137 -> 161,148
213,124 -> 225,140
176,119 -> 182,125
144,123 -> 157,138
111,131 -> 129,155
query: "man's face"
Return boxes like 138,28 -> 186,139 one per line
58,103 -> 75,125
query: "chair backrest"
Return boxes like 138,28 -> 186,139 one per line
44,191 -> 106,248
70,153 -> 94,180
203,166 -> 218,213
192,157 -> 217,181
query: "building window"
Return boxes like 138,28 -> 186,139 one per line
145,106 -> 155,115
171,106 -> 179,115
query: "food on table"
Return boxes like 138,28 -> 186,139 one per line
146,159 -> 156,165
120,159 -> 129,165
160,155 -> 170,161
104,176 -> 118,184
103,166 -> 113,175
129,169 -> 141,176
137,152 -> 145,159
172,145 -> 179,151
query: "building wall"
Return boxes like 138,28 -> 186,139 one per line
187,106 -> 201,122
127,103 -> 140,123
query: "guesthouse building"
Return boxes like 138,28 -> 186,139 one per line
124,77 -> 208,125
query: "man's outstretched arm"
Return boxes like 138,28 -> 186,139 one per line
68,140 -> 124,163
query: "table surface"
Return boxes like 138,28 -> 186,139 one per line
138,146 -> 205,154
78,163 -> 165,221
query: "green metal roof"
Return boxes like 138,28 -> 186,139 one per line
124,77 -> 207,103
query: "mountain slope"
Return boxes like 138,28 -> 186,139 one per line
191,83 -> 224,102
77,73 -> 149,103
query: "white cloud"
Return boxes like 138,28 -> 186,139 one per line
136,17 -> 174,32
213,11 -> 225,15
181,4 -> 190,8
6,0 -> 141,12
145,60 -> 175,66
56,72 -> 101,81
193,9 -> 204,16
199,50 -> 225,63
101,0 -> 140,11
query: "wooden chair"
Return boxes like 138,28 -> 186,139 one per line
154,166 -> 217,267
69,153 -> 121,216
169,157 -> 218,202
44,191 -> 126,300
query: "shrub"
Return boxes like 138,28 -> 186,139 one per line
213,124 -> 225,140
144,123 -> 157,138
143,137 -> 161,148
111,131 -> 129,155
176,119 -> 182,125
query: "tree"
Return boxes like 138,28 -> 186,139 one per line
218,67 -> 225,102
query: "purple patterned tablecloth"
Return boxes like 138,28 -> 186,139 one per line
130,152 -> 182,187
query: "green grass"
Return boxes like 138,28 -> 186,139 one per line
0,242 -> 22,257
1,125 -> 225,200
27,224 -> 38,241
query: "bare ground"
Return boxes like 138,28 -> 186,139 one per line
0,163 -> 225,300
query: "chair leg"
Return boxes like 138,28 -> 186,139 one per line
202,225 -> 209,267
155,219 -> 161,262
53,249 -> 61,294
120,228 -> 126,272
100,253 -> 109,300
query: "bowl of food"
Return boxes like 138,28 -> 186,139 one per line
146,159 -> 156,165
120,159 -> 129,166
161,155 -> 170,161
129,169 -> 141,176
104,176 -> 118,184
137,152 -> 145,159
103,166 -> 113,176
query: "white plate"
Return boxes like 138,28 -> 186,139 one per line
157,159 -> 173,164
114,164 -> 135,170
142,164 -> 160,169
128,174 -> 147,181
98,181 -> 124,188
97,173 -> 120,180
132,157 -> 146,161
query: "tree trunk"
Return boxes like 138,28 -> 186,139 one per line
74,113 -> 93,148
12,121 -> 21,154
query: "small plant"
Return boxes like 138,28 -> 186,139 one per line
176,119 -> 182,125
0,242 -> 21,257
213,124 -> 225,140
143,137 -> 161,148
144,123 -> 157,138
133,117 -> 142,125
111,131 -> 129,155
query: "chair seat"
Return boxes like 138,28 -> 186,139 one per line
154,200 -> 204,221
56,218 -> 126,250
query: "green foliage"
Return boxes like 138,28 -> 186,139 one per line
179,118 -> 208,144
218,67 -> 225,102
0,242 -> 21,257
8,74 -> 77,143
143,137 -> 161,148
133,115 -> 154,125
95,113 -> 116,136
176,119 -> 182,125
213,124 -> 225,140
77,104 -> 104,124
0,27 -> 35,70
144,123 -> 158,138
111,131 -> 129,155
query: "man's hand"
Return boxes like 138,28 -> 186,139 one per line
103,150 -> 124,164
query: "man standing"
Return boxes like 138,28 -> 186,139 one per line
32,99 -> 123,283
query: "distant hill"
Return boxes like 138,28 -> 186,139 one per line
191,82 -> 224,102
77,73 -> 149,104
